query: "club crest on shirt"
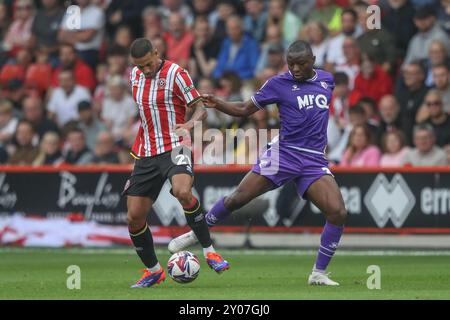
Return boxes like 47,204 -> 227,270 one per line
320,81 -> 328,89
158,79 -> 166,88
259,159 -> 271,168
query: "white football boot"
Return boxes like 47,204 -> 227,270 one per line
308,271 -> 340,286
168,230 -> 198,253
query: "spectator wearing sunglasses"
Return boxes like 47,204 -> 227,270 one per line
422,89 -> 450,147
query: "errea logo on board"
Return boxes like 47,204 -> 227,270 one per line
364,174 -> 415,228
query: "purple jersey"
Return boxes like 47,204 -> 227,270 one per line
251,69 -> 334,155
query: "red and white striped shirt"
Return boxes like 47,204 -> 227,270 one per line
129,60 -> 201,157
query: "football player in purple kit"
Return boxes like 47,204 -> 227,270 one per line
169,40 -> 347,286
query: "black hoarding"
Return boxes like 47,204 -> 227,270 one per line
0,168 -> 449,231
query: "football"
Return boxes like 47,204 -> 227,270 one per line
167,251 -> 200,284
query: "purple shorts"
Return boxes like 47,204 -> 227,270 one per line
252,144 -> 333,198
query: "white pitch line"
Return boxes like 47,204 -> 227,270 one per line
1,248 -> 450,256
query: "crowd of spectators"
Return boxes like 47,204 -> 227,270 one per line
0,0 -> 449,167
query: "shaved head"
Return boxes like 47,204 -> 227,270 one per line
129,38 -> 162,79
286,40 -> 316,81
287,40 -> 314,57
130,38 -> 154,59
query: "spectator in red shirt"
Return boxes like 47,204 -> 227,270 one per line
0,48 -> 31,86
51,44 -> 96,92
353,53 -> 393,104
163,13 -> 194,69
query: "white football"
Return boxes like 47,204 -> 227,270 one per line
167,251 -> 200,283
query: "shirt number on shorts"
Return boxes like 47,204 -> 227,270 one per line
175,154 -> 192,166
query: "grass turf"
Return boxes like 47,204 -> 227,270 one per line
0,248 -> 449,300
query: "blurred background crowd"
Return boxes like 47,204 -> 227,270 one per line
0,0 -> 449,167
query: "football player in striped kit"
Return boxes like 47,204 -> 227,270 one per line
123,38 -> 229,288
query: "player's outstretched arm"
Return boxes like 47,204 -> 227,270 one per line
202,94 -> 259,117
174,99 -> 207,132
188,99 -> 207,123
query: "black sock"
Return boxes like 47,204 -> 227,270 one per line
129,224 -> 159,268
184,198 -> 212,248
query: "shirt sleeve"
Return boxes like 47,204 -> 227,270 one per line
326,73 -> 336,92
174,68 -> 201,107
129,67 -> 135,86
251,79 -> 278,109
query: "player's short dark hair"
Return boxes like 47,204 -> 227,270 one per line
130,38 -> 153,58
287,40 -> 313,57
334,72 -> 349,86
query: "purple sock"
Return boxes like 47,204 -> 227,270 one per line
205,197 -> 231,227
314,222 -> 344,272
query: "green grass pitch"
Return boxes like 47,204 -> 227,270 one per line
1,248 -> 449,300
